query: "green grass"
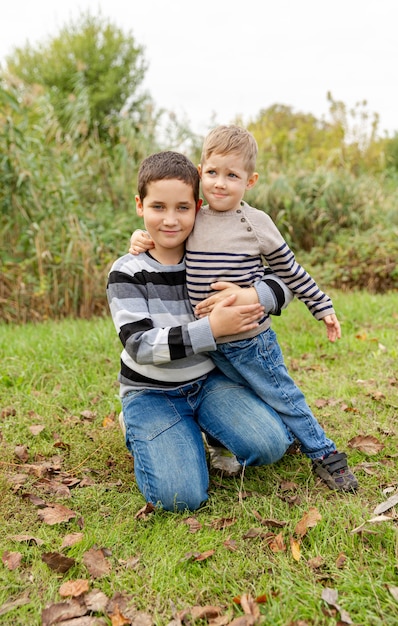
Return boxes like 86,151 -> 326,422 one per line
0,291 -> 397,625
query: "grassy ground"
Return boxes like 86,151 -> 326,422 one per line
0,291 -> 397,625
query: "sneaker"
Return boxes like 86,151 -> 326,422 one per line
312,451 -> 358,492
207,445 -> 242,476
119,411 -> 126,438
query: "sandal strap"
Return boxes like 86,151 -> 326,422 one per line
320,452 -> 348,474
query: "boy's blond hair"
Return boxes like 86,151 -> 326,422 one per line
200,125 -> 258,175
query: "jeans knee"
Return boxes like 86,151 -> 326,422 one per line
156,490 -> 208,512
242,432 -> 289,466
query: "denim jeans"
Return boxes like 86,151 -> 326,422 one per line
211,328 -> 336,460
121,370 -> 292,511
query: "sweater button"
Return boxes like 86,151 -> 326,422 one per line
241,218 -> 245,222
247,227 -> 252,231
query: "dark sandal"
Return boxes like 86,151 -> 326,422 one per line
312,451 -> 358,492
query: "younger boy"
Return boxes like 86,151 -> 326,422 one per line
131,127 -> 358,492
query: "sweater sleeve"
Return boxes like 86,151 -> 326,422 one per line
249,210 -> 335,320
107,256 -> 216,367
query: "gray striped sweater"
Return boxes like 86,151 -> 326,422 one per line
186,201 -> 335,343
107,253 -> 216,396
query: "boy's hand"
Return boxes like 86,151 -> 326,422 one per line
129,230 -> 155,255
209,295 -> 264,339
322,314 -> 341,342
195,282 -> 258,317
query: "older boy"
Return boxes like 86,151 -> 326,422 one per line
107,151 -> 293,512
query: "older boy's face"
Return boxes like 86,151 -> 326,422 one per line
199,152 -> 258,212
135,179 -> 196,257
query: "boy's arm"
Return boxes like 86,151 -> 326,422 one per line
130,230 -> 293,317
107,260 -> 264,365
194,274 -> 294,318
253,211 -> 340,340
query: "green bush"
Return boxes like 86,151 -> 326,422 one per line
300,226 -> 398,292
246,169 -> 395,252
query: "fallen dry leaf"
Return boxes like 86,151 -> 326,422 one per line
82,548 -> 112,578
211,517 -> 236,530
61,532 -> 84,549
252,510 -> 287,527
348,435 -> 384,455
336,552 -> 347,569
228,617 -> 256,626
109,605 -> 130,625
279,480 -> 299,491
223,537 -> 238,552
41,598 -> 87,626
190,605 -> 223,620
84,589 -> 109,613
290,537 -> 301,561
135,502 -> 155,519
0,592 -> 30,617
22,492 -> 47,507
1,406 -> 16,418
268,531 -> 286,553
321,587 -> 353,624
240,593 -> 260,621
295,507 -> 322,537
1,551 -> 22,571
29,424 -> 46,435
38,503 -> 77,525
183,516 -> 202,533
194,549 -> 215,562
242,528 -> 268,540
14,444 -> 29,462
42,552 -> 76,573
307,556 -> 324,570
34,477 -> 71,498
387,585 -> 398,602
118,556 -> 140,570
80,410 -> 97,420
351,515 -> 394,534
208,615 -> 230,626
373,492 -> 398,515
59,579 -> 90,597
9,533 -> 44,546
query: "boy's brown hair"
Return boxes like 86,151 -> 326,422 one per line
137,151 -> 200,203
200,125 -> 258,174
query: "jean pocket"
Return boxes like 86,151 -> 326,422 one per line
123,390 -> 183,442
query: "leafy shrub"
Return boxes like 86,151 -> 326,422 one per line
246,169 -> 393,252
300,226 -> 398,292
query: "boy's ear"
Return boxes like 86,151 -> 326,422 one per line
246,172 -> 259,190
197,164 -> 202,178
135,195 -> 144,217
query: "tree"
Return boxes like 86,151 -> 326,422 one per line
4,12 -> 149,138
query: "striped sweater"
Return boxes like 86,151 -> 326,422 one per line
186,201 -> 335,343
107,253 -> 216,396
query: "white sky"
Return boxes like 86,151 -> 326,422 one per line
1,0 -> 397,137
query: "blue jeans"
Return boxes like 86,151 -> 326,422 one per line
121,370 -> 292,511
211,328 -> 336,460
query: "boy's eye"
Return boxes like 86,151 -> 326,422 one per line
177,205 -> 190,211
152,204 -> 164,210
228,172 -> 238,179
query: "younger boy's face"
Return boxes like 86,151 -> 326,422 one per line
199,152 -> 258,212
135,179 -> 196,259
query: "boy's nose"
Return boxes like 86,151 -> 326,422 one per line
163,212 -> 178,224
